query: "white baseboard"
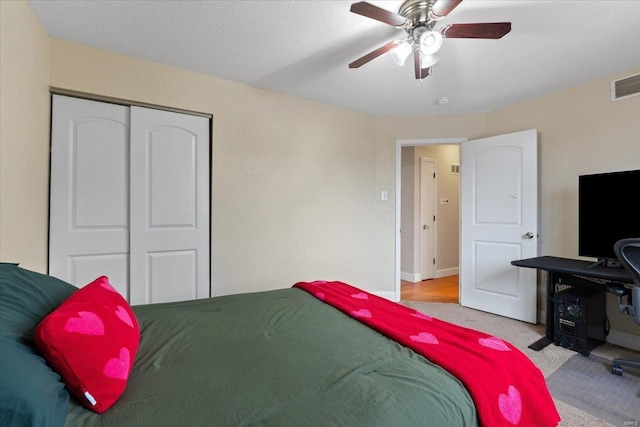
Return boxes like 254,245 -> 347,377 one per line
435,267 -> 459,278
400,272 -> 421,282
402,268 -> 459,283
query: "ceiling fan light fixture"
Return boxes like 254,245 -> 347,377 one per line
390,41 -> 413,66
347,1 -> 512,81
419,30 -> 443,55
421,53 -> 440,69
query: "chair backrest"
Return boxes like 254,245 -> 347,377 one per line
614,238 -> 640,325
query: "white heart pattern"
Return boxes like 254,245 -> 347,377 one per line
350,309 -> 372,319
410,332 -> 439,345
478,336 -> 511,352
115,305 -> 134,328
498,385 -> 522,425
103,347 -> 130,380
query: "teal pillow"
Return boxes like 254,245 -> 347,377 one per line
0,263 -> 77,427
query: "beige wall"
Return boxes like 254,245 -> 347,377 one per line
485,67 -> 640,259
400,147 -> 417,275
485,68 -> 640,336
43,39 -> 488,298
1,2 -> 639,340
0,1 -> 51,272
47,39 -> 380,297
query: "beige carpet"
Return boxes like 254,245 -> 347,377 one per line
401,300 -> 640,427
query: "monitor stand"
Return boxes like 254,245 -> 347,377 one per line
588,258 -> 621,269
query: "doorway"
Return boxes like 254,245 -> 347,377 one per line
396,131 -> 539,324
397,138 -> 465,302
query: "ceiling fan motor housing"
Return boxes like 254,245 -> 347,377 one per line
399,0 -> 440,26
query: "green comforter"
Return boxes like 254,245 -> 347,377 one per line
65,288 -> 477,426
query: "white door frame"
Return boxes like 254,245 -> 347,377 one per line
395,138 -> 467,301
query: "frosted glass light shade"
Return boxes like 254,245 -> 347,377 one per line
421,54 -> 440,68
390,41 -> 413,66
419,30 -> 443,55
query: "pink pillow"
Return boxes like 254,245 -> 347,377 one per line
35,276 -> 140,413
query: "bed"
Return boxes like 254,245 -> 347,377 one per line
0,263 -> 560,426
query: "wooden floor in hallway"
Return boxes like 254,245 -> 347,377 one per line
401,275 -> 459,303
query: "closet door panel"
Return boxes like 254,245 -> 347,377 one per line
49,95 -> 130,296
148,128 -> 197,227
147,250 -> 197,303
74,120 -> 128,227
69,254 -> 128,297
129,107 -> 210,305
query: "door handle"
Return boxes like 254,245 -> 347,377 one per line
423,225 -> 429,230
523,232 -> 535,239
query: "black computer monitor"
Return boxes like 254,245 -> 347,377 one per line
578,169 -> 640,266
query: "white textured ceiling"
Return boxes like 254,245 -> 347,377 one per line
28,0 -> 640,116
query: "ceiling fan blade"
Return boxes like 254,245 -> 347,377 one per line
350,2 -> 409,27
413,49 -> 431,80
441,22 -> 512,39
349,41 -> 398,69
431,0 -> 463,19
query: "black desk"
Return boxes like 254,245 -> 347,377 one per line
511,256 -> 633,351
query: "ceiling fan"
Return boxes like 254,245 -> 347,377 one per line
348,0 -> 511,79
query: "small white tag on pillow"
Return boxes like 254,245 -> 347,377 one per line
84,391 -> 97,406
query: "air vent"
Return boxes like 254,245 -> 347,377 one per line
611,73 -> 640,102
450,163 -> 460,175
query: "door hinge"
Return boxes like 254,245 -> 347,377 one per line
433,172 -> 436,178
433,258 -> 436,265
433,215 -> 436,221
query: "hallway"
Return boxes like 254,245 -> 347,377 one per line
401,275 -> 459,303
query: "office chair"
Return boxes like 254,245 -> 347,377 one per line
611,238 -> 640,375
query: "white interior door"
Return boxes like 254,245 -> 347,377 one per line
460,129 -> 538,323
420,158 -> 436,280
49,95 -> 130,297
129,107 -> 210,305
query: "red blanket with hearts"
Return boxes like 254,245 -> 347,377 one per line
293,281 -> 560,427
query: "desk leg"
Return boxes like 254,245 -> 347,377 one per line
528,271 -> 555,351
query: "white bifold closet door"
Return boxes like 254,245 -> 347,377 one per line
49,95 -> 210,305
